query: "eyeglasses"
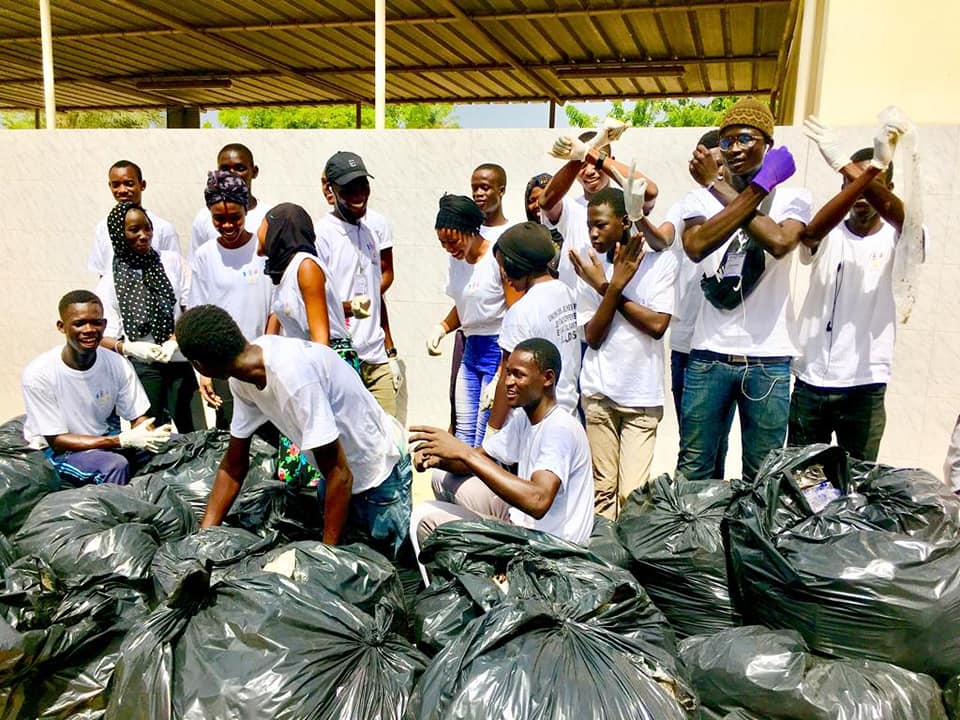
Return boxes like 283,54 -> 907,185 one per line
719,133 -> 763,151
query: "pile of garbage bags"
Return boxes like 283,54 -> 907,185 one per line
0,416 -> 59,536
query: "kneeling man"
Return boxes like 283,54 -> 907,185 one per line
174,304 -> 412,558
411,337 -> 593,549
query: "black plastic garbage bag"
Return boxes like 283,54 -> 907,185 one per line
406,599 -> 697,720
724,444 -> 960,680
107,571 -> 428,720
414,521 -> 674,655
587,515 -> 632,568
14,481 -> 196,586
0,416 -> 60,537
679,625 -> 948,720
617,473 -> 740,638
133,429 -> 322,539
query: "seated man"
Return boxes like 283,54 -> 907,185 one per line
21,290 -> 172,486
174,304 -> 412,558
410,338 -> 593,552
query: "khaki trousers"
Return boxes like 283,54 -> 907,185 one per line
360,360 -> 397,417
413,470 -> 511,546
583,394 -> 662,519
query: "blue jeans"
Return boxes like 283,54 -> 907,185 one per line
671,350 -> 732,479
454,334 -> 501,447
677,351 -> 791,481
340,450 -> 413,560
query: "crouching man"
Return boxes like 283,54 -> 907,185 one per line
21,290 -> 172,485
410,338 -> 593,553
174,304 -> 412,558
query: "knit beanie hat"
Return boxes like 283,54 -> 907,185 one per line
494,222 -> 556,274
719,98 -> 774,140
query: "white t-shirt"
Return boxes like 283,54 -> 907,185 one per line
315,213 -> 387,365
690,187 -> 813,357
272,252 -> 350,342
445,244 -> 506,337
543,195 -> 590,289
96,250 -> 189,362
666,190 -> 712,354
480,223 -> 509,244
499,280 -> 580,413
188,235 -> 272,342
364,208 -> 395,251
21,346 -> 150,449
794,220 -> 904,387
188,201 -> 269,265
229,336 -> 400,493
482,406 -> 593,544
577,249 -> 677,407
89,210 -> 180,275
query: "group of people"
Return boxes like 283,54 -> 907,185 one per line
21,97 -> 943,568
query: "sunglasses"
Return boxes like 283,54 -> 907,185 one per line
719,133 -> 764,151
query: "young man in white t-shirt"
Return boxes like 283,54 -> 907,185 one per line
790,123 -> 911,461
89,160 -> 180,275
472,162 -> 510,241
677,98 -> 813,482
316,151 -> 399,417
175,304 -> 412,558
569,188 -> 677,518
188,144 -> 268,265
21,290 -> 172,486
410,338 -> 593,550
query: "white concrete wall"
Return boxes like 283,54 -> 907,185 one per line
1,126 -> 956,477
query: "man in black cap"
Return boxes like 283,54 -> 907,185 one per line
486,222 -> 581,430
316,151 -> 398,416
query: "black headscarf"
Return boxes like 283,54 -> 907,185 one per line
262,203 -> 318,285
107,202 -> 176,342
494,221 -> 557,274
435,194 -> 485,235
204,170 -> 249,209
524,172 -> 552,220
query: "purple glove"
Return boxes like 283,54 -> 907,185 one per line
751,146 -> 796,193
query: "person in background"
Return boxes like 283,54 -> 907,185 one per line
96,202 -> 195,433
526,172 -> 564,276
21,290 -> 171,486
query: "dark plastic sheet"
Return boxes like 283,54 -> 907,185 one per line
679,625 -> 948,720
617,473 -> 740,637
724,444 -> 960,680
0,416 -> 60,536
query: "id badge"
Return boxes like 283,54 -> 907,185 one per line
722,251 -> 745,279
354,272 -> 369,296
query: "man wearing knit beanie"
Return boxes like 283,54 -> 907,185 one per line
676,97 -> 812,482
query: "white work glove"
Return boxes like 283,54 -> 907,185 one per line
119,419 -> 172,452
550,135 -> 588,162
871,123 -> 903,170
803,116 -> 847,172
389,357 -> 403,392
479,370 -> 500,411
350,294 -> 372,319
608,160 -> 647,222
426,324 -> 446,356
155,338 -> 179,364
122,340 -> 164,364
588,117 -> 630,150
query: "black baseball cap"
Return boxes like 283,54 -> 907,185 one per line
324,151 -> 374,186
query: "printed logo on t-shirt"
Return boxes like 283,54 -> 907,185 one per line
242,267 -> 262,284
94,389 -> 113,406
549,302 -> 578,343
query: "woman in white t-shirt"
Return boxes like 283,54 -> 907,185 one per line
425,195 -> 519,446
96,201 -> 196,432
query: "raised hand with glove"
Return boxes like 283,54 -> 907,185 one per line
121,340 -> 164,364
871,122 -> 903,171
607,160 -> 648,223
751,146 -> 796,193
803,116 -> 848,172
119,418 -> 172,452
549,135 -> 588,162
587,117 -> 630,150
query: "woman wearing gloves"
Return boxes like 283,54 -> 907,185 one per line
96,202 -> 196,432
427,195 -> 519,446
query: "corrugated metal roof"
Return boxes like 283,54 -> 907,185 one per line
0,0 -> 800,113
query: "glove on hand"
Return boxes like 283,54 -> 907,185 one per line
350,294 -> 372,319
550,136 -> 588,162
751,146 -> 796,193
119,419 -> 172,452
479,371 -> 500,411
155,338 -> 179,363
588,117 -> 630,149
803,116 -> 847,172
425,324 -> 446,356
123,341 -> 164,364
389,357 -> 403,392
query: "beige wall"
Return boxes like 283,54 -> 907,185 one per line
0,126 -> 956,478
791,0 -> 960,124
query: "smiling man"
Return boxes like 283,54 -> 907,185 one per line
410,337 -> 593,547
21,290 -> 171,486
471,163 -> 509,241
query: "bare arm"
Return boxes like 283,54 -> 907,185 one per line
486,349 -> 512,430
439,305 -> 461,334
839,164 -> 904,233
539,160 -> 582,224
298,260 -> 332,346
584,146 -> 659,212
200,434 -> 252,528
379,247 -> 394,293
802,165 -> 884,252
264,313 -> 282,335
46,415 -> 152,454
311,439 -> 353,545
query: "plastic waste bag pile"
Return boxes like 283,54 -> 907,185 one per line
618,473 -> 740,637
725,444 -> 960,680
0,415 -> 60,536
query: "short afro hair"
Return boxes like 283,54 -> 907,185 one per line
850,147 -> 894,183
175,305 -> 247,367
110,160 -> 143,181
473,163 -> 507,191
218,143 -> 255,165
587,186 -> 627,217
58,289 -> 102,318
514,337 -> 561,379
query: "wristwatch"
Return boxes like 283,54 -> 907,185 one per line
386,347 -> 398,359
595,151 -> 608,171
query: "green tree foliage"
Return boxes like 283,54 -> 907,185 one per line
217,103 -> 458,129
565,97 -> 740,129
0,109 -> 162,129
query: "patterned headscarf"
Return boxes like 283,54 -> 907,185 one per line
107,202 -> 176,343
262,203 -> 318,285
204,170 -> 249,209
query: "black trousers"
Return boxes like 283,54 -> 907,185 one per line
131,359 -> 198,433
